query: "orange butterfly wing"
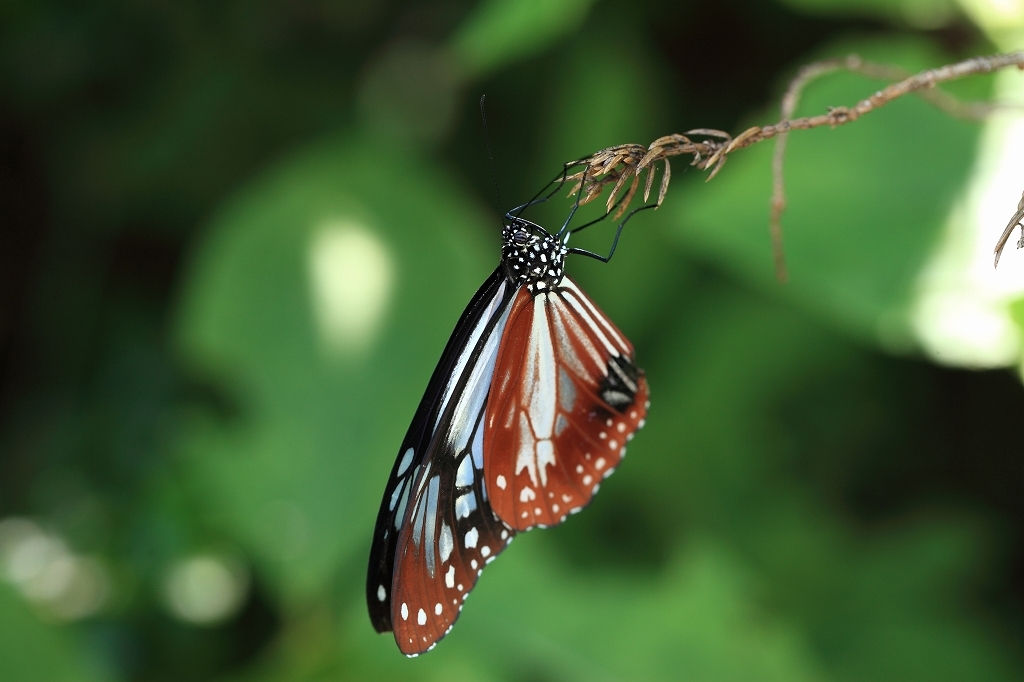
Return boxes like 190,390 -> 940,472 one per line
483,278 -> 649,530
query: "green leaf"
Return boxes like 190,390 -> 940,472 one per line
0,585 -> 110,682
777,0 -> 959,28
1009,296 -> 1024,333
450,0 -> 597,78
441,536 -> 824,682
624,280 -> 1019,682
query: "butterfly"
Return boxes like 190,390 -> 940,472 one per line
365,172 -> 650,657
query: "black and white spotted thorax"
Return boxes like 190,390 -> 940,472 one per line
501,217 -> 569,294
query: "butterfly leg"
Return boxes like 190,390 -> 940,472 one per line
567,203 -> 659,264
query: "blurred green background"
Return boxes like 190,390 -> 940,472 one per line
3,0 -> 1024,680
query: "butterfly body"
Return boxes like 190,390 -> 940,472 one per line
501,220 -> 568,291
367,214 -> 648,656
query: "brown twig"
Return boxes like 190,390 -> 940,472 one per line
994,190 -> 1024,268
567,50 -> 1024,280
769,59 -> 859,282
770,54 -> 1004,281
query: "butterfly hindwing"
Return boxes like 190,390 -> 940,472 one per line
389,403 -> 515,655
483,277 -> 649,530
366,268 -> 512,634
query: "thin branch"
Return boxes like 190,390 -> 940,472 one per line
770,58 -> 858,282
567,50 -> 1024,279
994,190 -> 1024,268
717,52 -> 1023,159
770,53 -> 1004,281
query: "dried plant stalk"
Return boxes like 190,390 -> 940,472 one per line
769,53 -> 1004,280
994,190 -> 1024,268
567,50 -> 1024,280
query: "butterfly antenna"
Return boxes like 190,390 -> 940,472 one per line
479,95 -> 504,219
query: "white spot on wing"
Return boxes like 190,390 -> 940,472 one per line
536,439 -> 555,487
515,412 -> 538,486
496,474 -> 507,489
445,565 -> 455,589
397,447 -> 414,476
394,478 -> 412,530
439,523 -> 453,563
465,527 -> 479,549
411,484 -> 427,546
471,413 -> 485,469
519,486 -> 536,503
417,608 -> 426,626
377,585 -> 386,602
424,476 -> 440,576
389,480 -> 405,511
481,545 -> 491,558
401,603 -> 409,620
435,603 -> 442,616
456,455 -> 473,487
526,297 -> 557,440
455,492 -> 477,519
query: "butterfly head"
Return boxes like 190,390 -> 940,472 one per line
501,216 -> 568,293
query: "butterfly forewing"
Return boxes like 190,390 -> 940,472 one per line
483,277 -> 649,530
366,268 -> 513,636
